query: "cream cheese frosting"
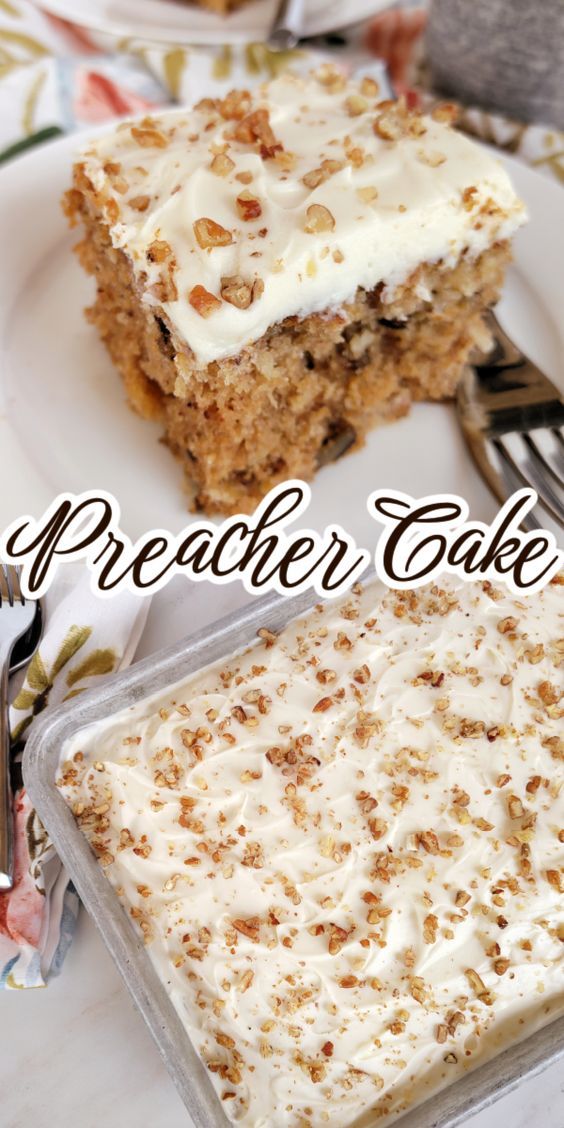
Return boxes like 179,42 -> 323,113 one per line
58,578 -> 563,1127
78,72 -> 526,366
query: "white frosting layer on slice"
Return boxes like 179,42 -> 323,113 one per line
79,74 -> 526,366
58,578 -> 563,1127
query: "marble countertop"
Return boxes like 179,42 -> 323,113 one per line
0,578 -> 562,1128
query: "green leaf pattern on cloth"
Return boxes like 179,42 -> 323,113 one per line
50,624 -> 92,679
162,46 -> 186,100
66,646 -> 116,687
21,63 -> 46,133
0,0 -> 20,16
11,625 -> 118,732
2,568 -> 149,990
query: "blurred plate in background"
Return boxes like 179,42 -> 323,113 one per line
37,0 -> 389,45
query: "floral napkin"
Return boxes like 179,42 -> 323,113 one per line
0,567 -> 148,988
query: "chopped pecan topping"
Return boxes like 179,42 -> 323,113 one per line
314,63 -> 346,92
220,275 -> 253,309
193,217 -> 233,250
338,975 -> 359,988
360,76 -> 380,98
432,101 -> 459,124
229,107 -> 282,158
526,776 -> 542,794
416,830 -> 440,855
129,194 -> 150,211
423,914 -> 439,943
313,696 -> 334,713
368,817 -> 388,841
345,94 -> 369,117
546,869 -> 563,892
357,185 -> 379,203
146,239 -> 172,263
257,627 -> 277,646
328,924 -> 349,955
236,190 -> 262,221
232,917 -> 261,941
538,680 -> 560,706
507,794 -> 524,819
497,616 -> 518,634
455,890 -> 471,908
304,204 -> 336,234
493,958 -> 510,975
465,967 -> 494,1004
210,153 -> 235,177
131,124 -> 168,148
302,159 -> 344,190
218,89 -> 252,121
373,99 -> 426,141
188,285 -> 221,318
353,664 -> 370,684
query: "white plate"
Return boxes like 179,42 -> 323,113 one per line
0,129 -> 563,646
37,0 -> 387,46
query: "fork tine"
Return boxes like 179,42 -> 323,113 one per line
494,437 -> 564,528
6,565 -> 24,605
490,440 -> 542,530
4,566 -> 14,608
0,566 -> 11,608
523,433 -> 564,492
552,429 -> 564,473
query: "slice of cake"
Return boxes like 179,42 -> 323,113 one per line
57,577 -> 564,1127
64,70 -> 526,514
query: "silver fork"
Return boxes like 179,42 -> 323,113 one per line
0,565 -> 36,890
457,311 -> 564,530
268,0 -> 304,48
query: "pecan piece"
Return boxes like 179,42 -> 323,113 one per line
236,190 -> 262,221
220,275 -> 253,309
304,204 -> 335,234
193,217 -> 233,250
188,285 -> 221,318
232,917 -> 261,941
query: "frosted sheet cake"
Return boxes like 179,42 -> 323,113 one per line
57,577 -> 564,1126
63,71 -> 526,514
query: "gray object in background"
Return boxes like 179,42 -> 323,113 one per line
24,585 -> 564,1128
426,0 -> 564,129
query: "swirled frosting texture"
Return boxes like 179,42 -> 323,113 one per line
58,578 -> 563,1126
78,72 -> 526,365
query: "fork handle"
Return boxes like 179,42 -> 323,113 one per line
268,0 -> 303,47
0,641 -> 13,891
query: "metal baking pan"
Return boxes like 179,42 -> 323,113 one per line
23,584 -> 564,1128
